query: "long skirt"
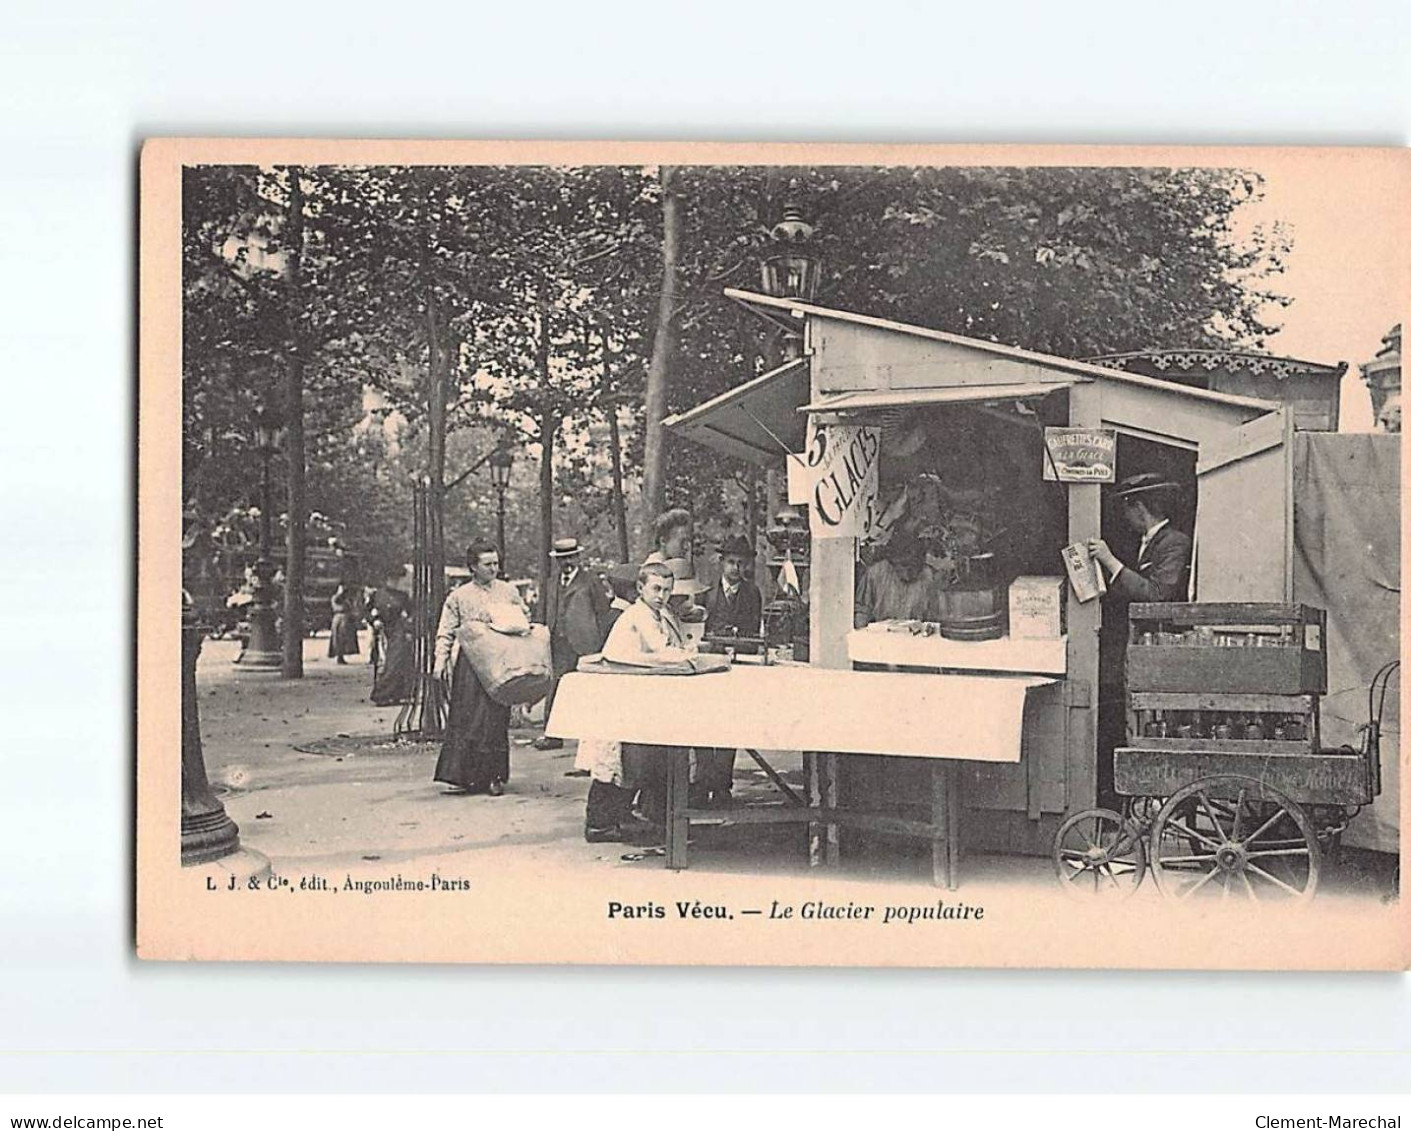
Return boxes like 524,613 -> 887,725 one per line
370,626 -> 414,705
329,613 -> 360,658
434,652 -> 511,790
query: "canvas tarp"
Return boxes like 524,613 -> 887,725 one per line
1292,433 -> 1401,853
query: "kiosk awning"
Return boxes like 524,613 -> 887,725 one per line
801,379 -> 1077,416
661,358 -> 809,465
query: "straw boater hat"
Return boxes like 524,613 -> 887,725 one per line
718,533 -> 755,559
1113,472 -> 1180,500
549,537 -> 585,559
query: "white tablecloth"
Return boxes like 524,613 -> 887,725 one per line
847,629 -> 1067,675
546,664 -> 1055,763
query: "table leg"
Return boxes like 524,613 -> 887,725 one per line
946,760 -> 962,890
822,753 -> 840,865
931,761 -> 959,891
665,746 -> 690,871
806,753 -> 822,867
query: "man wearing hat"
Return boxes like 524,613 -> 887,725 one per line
1088,472 -> 1194,804
694,533 -> 765,806
534,536 -> 612,751
1086,473 -> 1192,604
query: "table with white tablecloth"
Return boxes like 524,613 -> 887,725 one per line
547,663 -> 1056,887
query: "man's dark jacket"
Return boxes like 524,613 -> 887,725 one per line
1108,523 -> 1193,604
703,577 -> 763,639
543,567 -> 611,661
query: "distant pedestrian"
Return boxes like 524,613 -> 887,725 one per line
535,537 -> 611,750
328,583 -> 362,663
367,567 -> 414,705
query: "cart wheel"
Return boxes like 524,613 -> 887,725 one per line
1149,775 -> 1321,903
1053,808 -> 1146,899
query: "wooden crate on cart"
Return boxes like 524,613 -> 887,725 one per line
1053,601 -> 1387,904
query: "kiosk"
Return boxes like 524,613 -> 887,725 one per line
551,289 -> 1307,886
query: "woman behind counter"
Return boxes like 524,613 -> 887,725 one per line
432,540 -> 527,797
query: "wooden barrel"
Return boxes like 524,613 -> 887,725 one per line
937,585 -> 1006,641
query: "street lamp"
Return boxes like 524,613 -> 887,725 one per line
760,184 -> 820,361
488,443 -> 514,577
239,403 -> 286,669
761,189 -> 820,303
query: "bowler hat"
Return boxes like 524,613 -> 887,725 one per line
549,537 -> 585,558
718,534 -> 755,559
1113,472 -> 1179,499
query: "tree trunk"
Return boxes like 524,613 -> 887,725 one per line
280,167 -> 307,680
607,407 -> 630,564
425,290 -> 447,614
536,302 -> 556,616
539,409 -> 557,618
599,327 -> 630,563
639,164 -> 680,550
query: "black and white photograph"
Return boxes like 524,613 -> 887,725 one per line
139,141 -> 1407,968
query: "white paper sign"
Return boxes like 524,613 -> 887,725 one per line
802,418 -> 882,539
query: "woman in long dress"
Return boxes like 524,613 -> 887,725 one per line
367,573 -> 414,705
328,583 -> 362,663
432,540 -> 526,796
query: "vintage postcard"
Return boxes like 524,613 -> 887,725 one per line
138,140 -> 1408,967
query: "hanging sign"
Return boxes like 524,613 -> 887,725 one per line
802,417 -> 882,539
1042,427 -> 1117,483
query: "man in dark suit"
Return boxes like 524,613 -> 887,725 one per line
534,537 -> 612,751
1088,472 -> 1194,804
1087,473 -> 1192,603
693,534 -> 764,806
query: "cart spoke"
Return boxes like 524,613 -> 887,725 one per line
1246,848 -> 1312,859
1170,820 -> 1224,852
1176,865 -> 1222,900
1230,789 -> 1246,841
1156,853 -> 1219,866
1240,871 -> 1259,903
1197,792 -> 1228,841
1246,863 -> 1304,897
1243,807 -> 1289,847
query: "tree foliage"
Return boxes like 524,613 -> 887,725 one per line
182,161 -> 1289,603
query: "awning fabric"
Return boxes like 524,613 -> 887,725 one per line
661,358 -> 809,466
1292,433 -> 1400,853
801,379 -> 1076,416
547,664 -> 1054,763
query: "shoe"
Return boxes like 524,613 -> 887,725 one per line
584,825 -> 624,843
487,779 -> 505,796
711,788 -> 734,809
534,736 -> 564,750
688,784 -> 711,809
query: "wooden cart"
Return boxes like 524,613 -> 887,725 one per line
1052,603 -> 1395,903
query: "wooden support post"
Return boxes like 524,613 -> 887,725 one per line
1065,382 -> 1103,814
665,746 -> 690,871
930,762 -> 961,890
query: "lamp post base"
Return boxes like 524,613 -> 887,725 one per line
238,601 -> 283,669
184,846 -> 273,889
